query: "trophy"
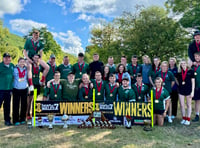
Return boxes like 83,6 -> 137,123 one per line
61,114 -> 69,128
125,115 -> 132,129
38,117 -> 43,128
47,114 -> 54,129
27,116 -> 32,129
143,120 -> 152,131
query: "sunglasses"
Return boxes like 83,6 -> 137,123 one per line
33,32 -> 39,34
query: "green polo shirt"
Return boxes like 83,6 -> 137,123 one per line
118,86 -> 136,102
24,38 -> 44,59
127,64 -> 142,76
60,79 -> 79,101
91,79 -> 105,103
57,64 -> 72,79
105,83 -> 118,101
155,71 -> 175,93
148,67 -> 160,84
43,83 -> 62,100
132,83 -> 149,102
192,65 -> 200,88
152,87 -> 170,111
32,64 -> 42,85
0,62 -> 14,90
73,62 -> 89,79
78,85 -> 93,102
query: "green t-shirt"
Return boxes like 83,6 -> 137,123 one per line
132,83 -> 149,102
73,62 -> 89,79
60,79 -> 79,101
152,87 -> 170,111
43,83 -> 62,100
24,38 -> 44,59
155,71 -> 175,93
32,64 -> 42,85
148,67 -> 160,84
57,64 -> 72,79
192,65 -> 200,88
78,85 -> 93,102
118,86 -> 136,102
105,83 -> 118,102
0,62 -> 14,90
91,79 -> 105,103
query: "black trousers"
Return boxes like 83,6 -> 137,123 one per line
171,90 -> 179,116
0,90 -> 12,122
12,88 -> 28,123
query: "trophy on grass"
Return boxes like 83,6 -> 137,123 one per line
47,114 -> 54,130
143,119 -> 152,131
27,116 -> 32,129
38,116 -> 43,128
61,114 -> 69,128
125,115 -> 132,129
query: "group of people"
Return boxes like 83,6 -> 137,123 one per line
1,29 -> 200,127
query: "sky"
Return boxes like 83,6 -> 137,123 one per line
0,0 -> 166,56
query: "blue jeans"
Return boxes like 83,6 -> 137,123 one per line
0,90 -> 12,122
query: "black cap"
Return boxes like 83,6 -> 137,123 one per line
122,77 -> 129,81
194,31 -> 200,37
78,53 -> 84,57
3,53 -> 11,58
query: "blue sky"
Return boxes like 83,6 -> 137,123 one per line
0,0 -> 166,56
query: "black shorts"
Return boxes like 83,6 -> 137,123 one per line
193,87 -> 200,100
154,110 -> 165,115
29,85 -> 41,96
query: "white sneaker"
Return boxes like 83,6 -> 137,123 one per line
168,117 -> 173,123
29,85 -> 34,91
180,120 -> 186,124
184,120 -> 190,126
171,115 -> 176,119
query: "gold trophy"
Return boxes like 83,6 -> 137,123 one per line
61,114 -> 69,128
47,114 -> 54,129
143,119 -> 152,131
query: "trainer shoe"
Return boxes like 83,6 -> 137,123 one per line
184,120 -> 190,126
5,121 -> 12,126
171,115 -> 176,119
14,122 -> 20,126
29,85 -> 34,91
192,115 -> 199,122
180,120 -> 186,124
168,117 -> 173,123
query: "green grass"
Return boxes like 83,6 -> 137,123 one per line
1,106 -> 200,148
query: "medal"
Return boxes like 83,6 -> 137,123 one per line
155,100 -> 159,103
155,86 -> 162,103
132,64 -> 137,76
163,82 -> 165,86
110,93 -> 113,97
80,72 -> 82,75
97,92 -> 101,96
96,81 -> 102,96
55,94 -> 57,97
133,74 -> 136,77
31,39 -> 39,51
84,85 -> 89,98
182,81 -> 185,85
33,75 -> 35,78
138,96 -> 141,99
33,64 -> 39,77
161,71 -> 168,86
194,64 -> 199,76
109,84 -> 116,97
18,78 -> 24,82
85,96 -> 88,99
194,72 -> 197,76
181,69 -> 187,85
52,82 -> 60,98
78,62 -> 85,75
17,67 -> 26,80
136,83 -> 142,99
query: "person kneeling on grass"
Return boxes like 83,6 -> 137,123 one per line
153,77 -> 170,126
43,71 -> 62,101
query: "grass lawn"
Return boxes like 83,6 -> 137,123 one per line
0,101 -> 200,148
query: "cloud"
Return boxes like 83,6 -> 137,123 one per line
52,31 -> 84,56
46,0 -> 67,15
72,0 -> 166,17
0,0 -> 30,17
9,19 -> 47,34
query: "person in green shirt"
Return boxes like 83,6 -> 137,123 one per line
153,77 -> 170,126
106,56 -> 116,74
149,57 -> 161,87
118,77 -> 136,102
90,71 -> 106,103
192,52 -> 200,122
57,56 -> 73,79
132,73 -> 149,102
0,53 -> 14,126
155,61 -> 175,123
23,29 -> 49,89
127,55 -> 142,84
105,74 -> 119,102
73,53 -> 89,80
43,71 -> 62,101
78,74 -> 92,101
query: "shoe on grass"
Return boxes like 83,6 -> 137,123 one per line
14,122 -> 20,126
192,115 -> 199,122
180,120 -> 185,124
184,120 -> 190,126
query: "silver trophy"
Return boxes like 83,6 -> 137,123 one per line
27,117 -> 32,129
61,114 -> 69,128
47,114 -> 54,129
38,117 -> 43,128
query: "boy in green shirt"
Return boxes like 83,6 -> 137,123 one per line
43,71 -> 62,101
132,73 -> 149,102
57,56 -> 73,79
79,74 -> 92,101
73,53 -> 89,80
105,74 -> 118,102
118,77 -> 136,102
